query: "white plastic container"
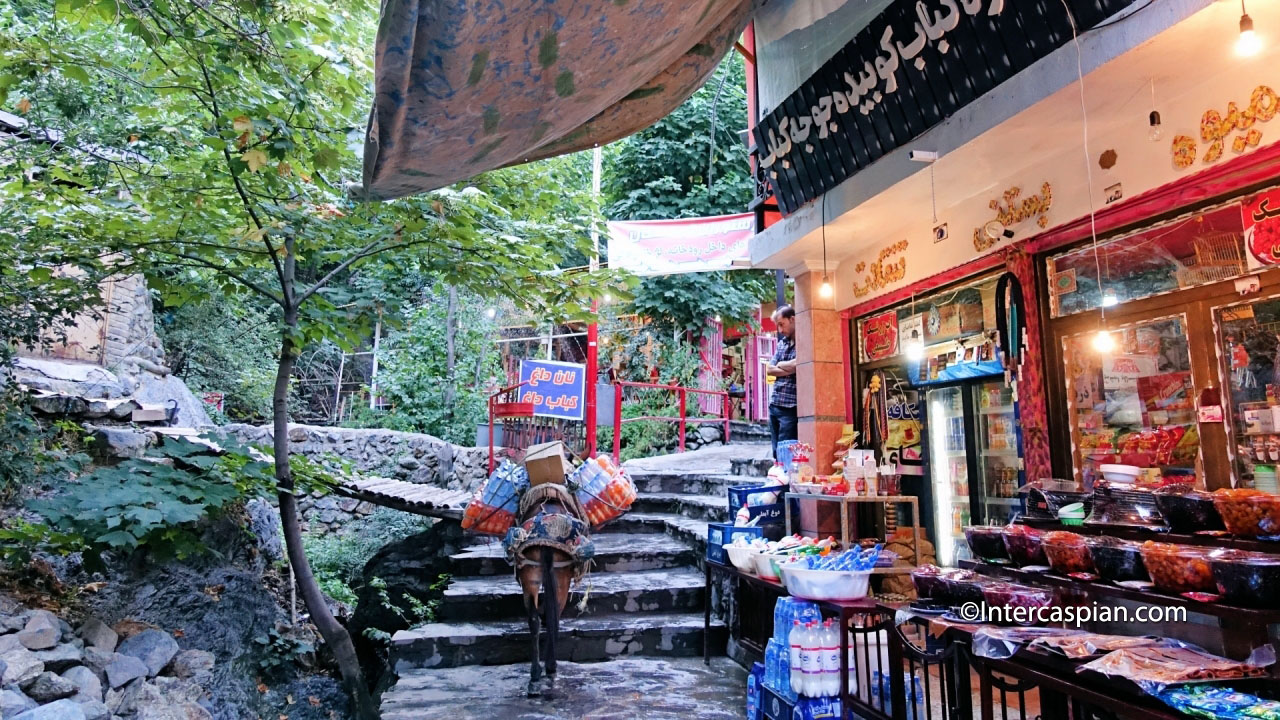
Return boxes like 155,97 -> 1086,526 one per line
779,565 -> 873,602
1098,464 -> 1141,483
755,553 -> 785,580
723,545 -> 758,573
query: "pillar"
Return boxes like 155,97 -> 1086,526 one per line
793,271 -> 846,474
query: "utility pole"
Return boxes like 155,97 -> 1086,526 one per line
586,145 -> 602,457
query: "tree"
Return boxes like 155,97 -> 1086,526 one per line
1,1 -> 609,715
603,54 -> 771,338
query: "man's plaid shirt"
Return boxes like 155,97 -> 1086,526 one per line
770,335 -> 797,409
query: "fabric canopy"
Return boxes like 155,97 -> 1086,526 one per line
362,0 -> 757,200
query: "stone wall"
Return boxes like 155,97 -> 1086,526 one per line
222,423 -> 491,534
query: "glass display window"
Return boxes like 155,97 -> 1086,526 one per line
1048,203 -> 1247,318
1215,296 -> 1280,492
1061,315 -> 1200,488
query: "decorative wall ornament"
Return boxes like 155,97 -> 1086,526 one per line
1172,85 -> 1278,170
852,239 -> 909,298
972,182 -> 1053,251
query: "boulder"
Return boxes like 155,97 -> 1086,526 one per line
103,653 -> 148,689
244,500 -> 283,564
22,671 -> 78,703
9,698 -> 87,720
18,611 -> 60,651
167,650 -> 214,685
76,700 -> 109,720
85,426 -> 154,461
115,630 -> 177,677
77,619 -> 117,654
79,647 -> 112,681
61,666 -> 103,703
35,644 -> 83,672
0,689 -> 37,717
28,395 -> 89,417
110,677 -> 207,719
0,636 -> 45,685
11,358 -> 125,399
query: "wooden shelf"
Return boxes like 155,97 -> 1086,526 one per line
958,559 -> 1280,624
1018,519 -> 1280,554
980,405 -> 1015,414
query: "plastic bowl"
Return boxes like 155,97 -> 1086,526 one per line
1139,541 -> 1215,594
724,544 -> 758,574
1085,536 -> 1149,583
964,526 -> 1009,561
981,582 -> 1053,612
755,553 -> 785,581
910,565 -> 946,599
1154,485 -> 1225,533
1099,464 -> 1141,483
1212,489 -> 1280,537
1002,525 -> 1048,567
938,569 -> 986,606
779,564 -> 872,601
1210,549 -> 1280,608
1042,531 -> 1094,575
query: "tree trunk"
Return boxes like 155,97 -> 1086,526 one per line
273,308 -> 380,719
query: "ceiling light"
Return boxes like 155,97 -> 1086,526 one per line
1238,3 -> 1262,56
819,278 -> 834,298
1148,110 -> 1162,142
1092,329 -> 1116,354
1101,291 -> 1119,308
905,330 -> 925,362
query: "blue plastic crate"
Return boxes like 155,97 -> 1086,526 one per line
727,484 -> 788,526
706,522 -> 765,564
760,685 -> 796,720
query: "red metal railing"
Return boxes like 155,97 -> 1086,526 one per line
488,380 -> 533,474
611,380 -> 730,463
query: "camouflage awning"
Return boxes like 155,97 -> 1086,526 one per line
362,0 -> 756,200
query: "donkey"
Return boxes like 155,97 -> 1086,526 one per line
508,483 -> 592,697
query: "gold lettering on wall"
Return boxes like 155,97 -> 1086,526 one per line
851,239 -> 909,298
972,182 -> 1053,252
1172,85 -> 1278,169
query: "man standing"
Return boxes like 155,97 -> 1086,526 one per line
766,305 -> 798,461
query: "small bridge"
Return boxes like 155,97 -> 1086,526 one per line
333,475 -> 470,520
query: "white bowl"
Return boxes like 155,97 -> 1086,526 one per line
723,544 -> 758,573
754,553 -> 786,580
1099,464 -> 1141,483
778,565 -> 872,602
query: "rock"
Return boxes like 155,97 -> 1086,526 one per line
79,647 -> 112,681
167,650 -> 213,685
111,678 -> 206,720
9,698 -> 87,720
11,357 -> 124,399
115,631 -> 176,677
103,654 -> 147,689
61,666 -> 103,703
0,688 -> 37,717
350,520 -> 466,648
77,620 -> 117,654
0,636 -> 45,685
0,614 -> 27,634
35,644 -> 84,672
28,395 -> 89,417
76,700 -> 108,720
18,612 -> 60,651
22,671 -> 78,702
85,426 -> 153,461
244,500 -> 283,564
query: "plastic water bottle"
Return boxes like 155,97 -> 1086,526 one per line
909,673 -> 925,720
821,620 -> 841,697
747,664 -> 761,720
790,620 -> 805,696
764,639 -> 778,690
804,622 -> 824,698
870,670 -> 882,708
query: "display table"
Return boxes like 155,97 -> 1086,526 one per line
783,493 -> 921,567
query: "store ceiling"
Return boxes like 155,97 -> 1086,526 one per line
751,0 -> 1272,274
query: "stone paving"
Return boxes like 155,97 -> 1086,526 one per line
623,443 -> 771,475
380,658 -> 747,720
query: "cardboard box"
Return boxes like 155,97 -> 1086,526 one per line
524,441 -> 571,486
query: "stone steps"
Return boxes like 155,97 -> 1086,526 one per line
389,611 -> 724,670
631,493 -> 730,523
628,470 -> 760,496
449,533 -> 697,576
438,568 -> 705,622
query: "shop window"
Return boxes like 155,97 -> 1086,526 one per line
1062,316 -> 1199,488
1216,298 -> 1280,492
1048,204 -> 1246,317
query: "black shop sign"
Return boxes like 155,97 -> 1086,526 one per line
753,0 -> 1139,215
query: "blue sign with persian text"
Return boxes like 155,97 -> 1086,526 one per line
518,360 -> 586,421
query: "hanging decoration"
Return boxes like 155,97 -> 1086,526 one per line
861,372 -> 890,456
1171,85 -> 1277,169
994,271 -> 1027,385
851,240 -> 909,298
972,183 -> 1053,252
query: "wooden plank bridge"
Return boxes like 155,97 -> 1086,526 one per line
333,475 -> 471,520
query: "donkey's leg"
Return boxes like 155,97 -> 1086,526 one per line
524,567 -> 543,697
542,548 -> 559,687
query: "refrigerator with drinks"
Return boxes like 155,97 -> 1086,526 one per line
925,380 -> 1025,566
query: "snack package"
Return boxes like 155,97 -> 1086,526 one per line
1157,684 -> 1280,720
461,460 -> 527,535
569,455 -> 637,528
1030,634 -> 1176,660
1080,646 -> 1273,693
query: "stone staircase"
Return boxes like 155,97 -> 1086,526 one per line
380,445 -> 772,708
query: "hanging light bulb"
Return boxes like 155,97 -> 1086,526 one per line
819,277 -> 834,299
603,293 -> 612,304
1148,110 -> 1162,142
905,330 -> 925,362
1238,2 -> 1262,56
1101,291 -> 1119,308
1092,329 -> 1117,353
485,307 -> 497,319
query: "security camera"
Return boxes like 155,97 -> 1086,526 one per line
909,150 -> 938,163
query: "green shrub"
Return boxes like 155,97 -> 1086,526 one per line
303,509 -> 434,607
